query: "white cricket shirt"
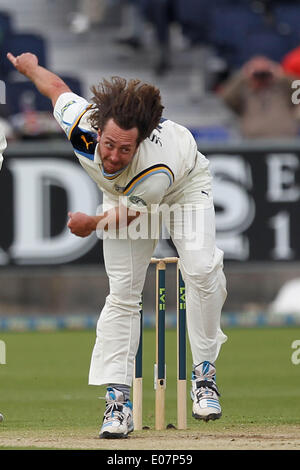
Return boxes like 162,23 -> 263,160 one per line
54,92 -> 210,212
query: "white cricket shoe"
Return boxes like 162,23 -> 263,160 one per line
191,361 -> 222,421
99,387 -> 134,439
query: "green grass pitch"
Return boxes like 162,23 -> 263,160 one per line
0,326 -> 299,434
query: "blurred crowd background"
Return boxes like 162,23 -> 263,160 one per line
1,0 -> 300,143
1,0 -> 300,326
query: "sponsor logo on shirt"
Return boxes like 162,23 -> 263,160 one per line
61,100 -> 76,116
129,195 -> 147,207
114,184 -> 126,193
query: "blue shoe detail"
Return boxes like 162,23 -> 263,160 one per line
191,362 -> 222,421
124,400 -> 133,410
99,388 -> 134,439
202,361 -> 211,376
107,387 -> 116,401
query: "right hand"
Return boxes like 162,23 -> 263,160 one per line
7,52 -> 39,77
67,211 -> 95,238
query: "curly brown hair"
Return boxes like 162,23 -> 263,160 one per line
88,76 -> 164,144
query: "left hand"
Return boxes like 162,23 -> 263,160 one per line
67,211 -> 95,237
7,52 -> 39,78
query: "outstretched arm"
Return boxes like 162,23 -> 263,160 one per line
7,52 -> 71,107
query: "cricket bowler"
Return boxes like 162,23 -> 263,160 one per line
7,51 -> 227,439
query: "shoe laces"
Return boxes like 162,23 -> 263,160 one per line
194,379 -> 220,402
103,402 -> 125,425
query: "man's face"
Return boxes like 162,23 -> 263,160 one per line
97,118 -> 139,174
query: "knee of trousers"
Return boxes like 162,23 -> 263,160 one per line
96,293 -> 142,337
105,293 -> 142,315
184,268 -> 221,293
181,254 -> 225,292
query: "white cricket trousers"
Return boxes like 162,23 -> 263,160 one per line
89,191 -> 227,386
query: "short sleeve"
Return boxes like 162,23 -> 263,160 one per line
121,173 -> 171,213
53,92 -> 92,139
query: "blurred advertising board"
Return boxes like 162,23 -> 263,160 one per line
1,139 -> 300,265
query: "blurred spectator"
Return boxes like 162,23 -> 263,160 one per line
115,0 -> 145,50
141,0 -> 175,76
219,55 -> 300,139
115,0 -> 175,76
69,0 -> 106,33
